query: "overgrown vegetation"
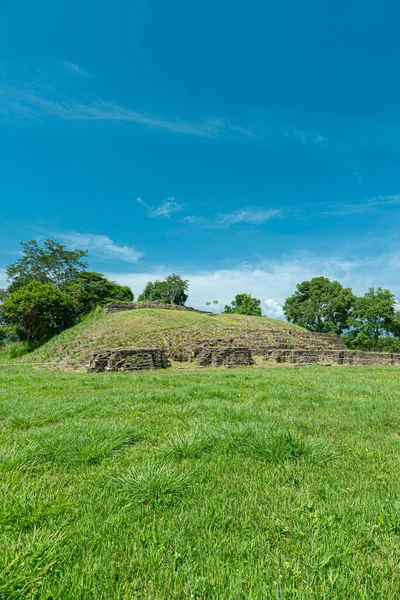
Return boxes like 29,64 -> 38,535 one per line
0,365 -> 399,598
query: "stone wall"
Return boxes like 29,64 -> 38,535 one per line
265,348 -> 400,366
194,347 -> 254,368
88,348 -> 171,372
102,301 -> 213,315
194,330 -> 348,356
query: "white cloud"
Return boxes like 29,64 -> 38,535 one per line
183,207 -> 282,228
105,249 -> 400,316
264,298 -> 284,317
368,194 -> 400,206
63,61 -> 90,77
219,208 -> 281,226
0,86 -> 251,138
323,192 -> 400,216
149,199 -> 184,218
0,268 -> 7,289
57,232 -> 144,263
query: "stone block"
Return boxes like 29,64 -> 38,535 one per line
194,347 -> 254,368
88,348 -> 171,372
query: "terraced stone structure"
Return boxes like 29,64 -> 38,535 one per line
88,349 -> 171,372
265,349 -> 400,366
194,347 -> 254,368
194,330 -> 347,357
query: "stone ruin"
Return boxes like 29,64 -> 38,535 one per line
93,304 -> 400,370
87,349 -> 171,373
265,348 -> 400,366
194,347 -> 254,368
102,301 -> 213,315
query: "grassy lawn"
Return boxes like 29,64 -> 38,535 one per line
1,365 -> 400,599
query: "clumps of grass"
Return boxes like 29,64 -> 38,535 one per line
159,430 -> 213,460
115,462 -> 191,505
170,402 -> 200,421
1,422 -> 139,471
212,425 -> 336,465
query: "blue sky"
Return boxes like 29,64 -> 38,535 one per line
1,0 -> 400,315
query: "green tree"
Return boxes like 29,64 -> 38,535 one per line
138,274 -> 189,305
61,272 -> 133,314
283,277 -> 356,335
347,287 -> 397,350
224,294 -> 262,316
0,281 -> 78,342
5,239 -> 88,293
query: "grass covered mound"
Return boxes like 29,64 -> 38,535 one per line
17,308 -> 307,370
0,365 -> 399,598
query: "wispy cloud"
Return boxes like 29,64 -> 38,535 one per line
63,61 -> 90,77
137,196 -> 185,218
56,232 -> 144,263
282,125 -> 325,145
219,208 -> 281,226
368,194 -> 400,206
323,193 -> 400,216
0,85 -> 251,138
184,207 -> 282,228
149,198 -> 185,218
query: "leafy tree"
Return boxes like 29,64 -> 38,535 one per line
347,287 -> 397,350
138,274 -> 189,305
0,281 -> 78,342
283,277 -> 356,335
5,239 -> 88,293
61,272 -> 133,314
224,294 -> 262,316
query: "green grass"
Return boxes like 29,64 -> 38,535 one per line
1,365 -> 400,598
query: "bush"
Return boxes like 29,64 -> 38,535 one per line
1,281 -> 78,342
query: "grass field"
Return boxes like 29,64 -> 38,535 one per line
1,365 -> 400,599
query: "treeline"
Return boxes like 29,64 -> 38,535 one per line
1,239 -> 399,353
283,276 -> 400,352
0,239 -> 133,346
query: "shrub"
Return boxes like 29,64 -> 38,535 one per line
1,281 -> 78,342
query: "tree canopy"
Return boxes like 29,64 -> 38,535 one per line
5,239 -> 88,293
61,272 -> 133,314
224,293 -> 262,316
138,274 -> 189,305
345,287 -> 398,350
283,277 -> 356,335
